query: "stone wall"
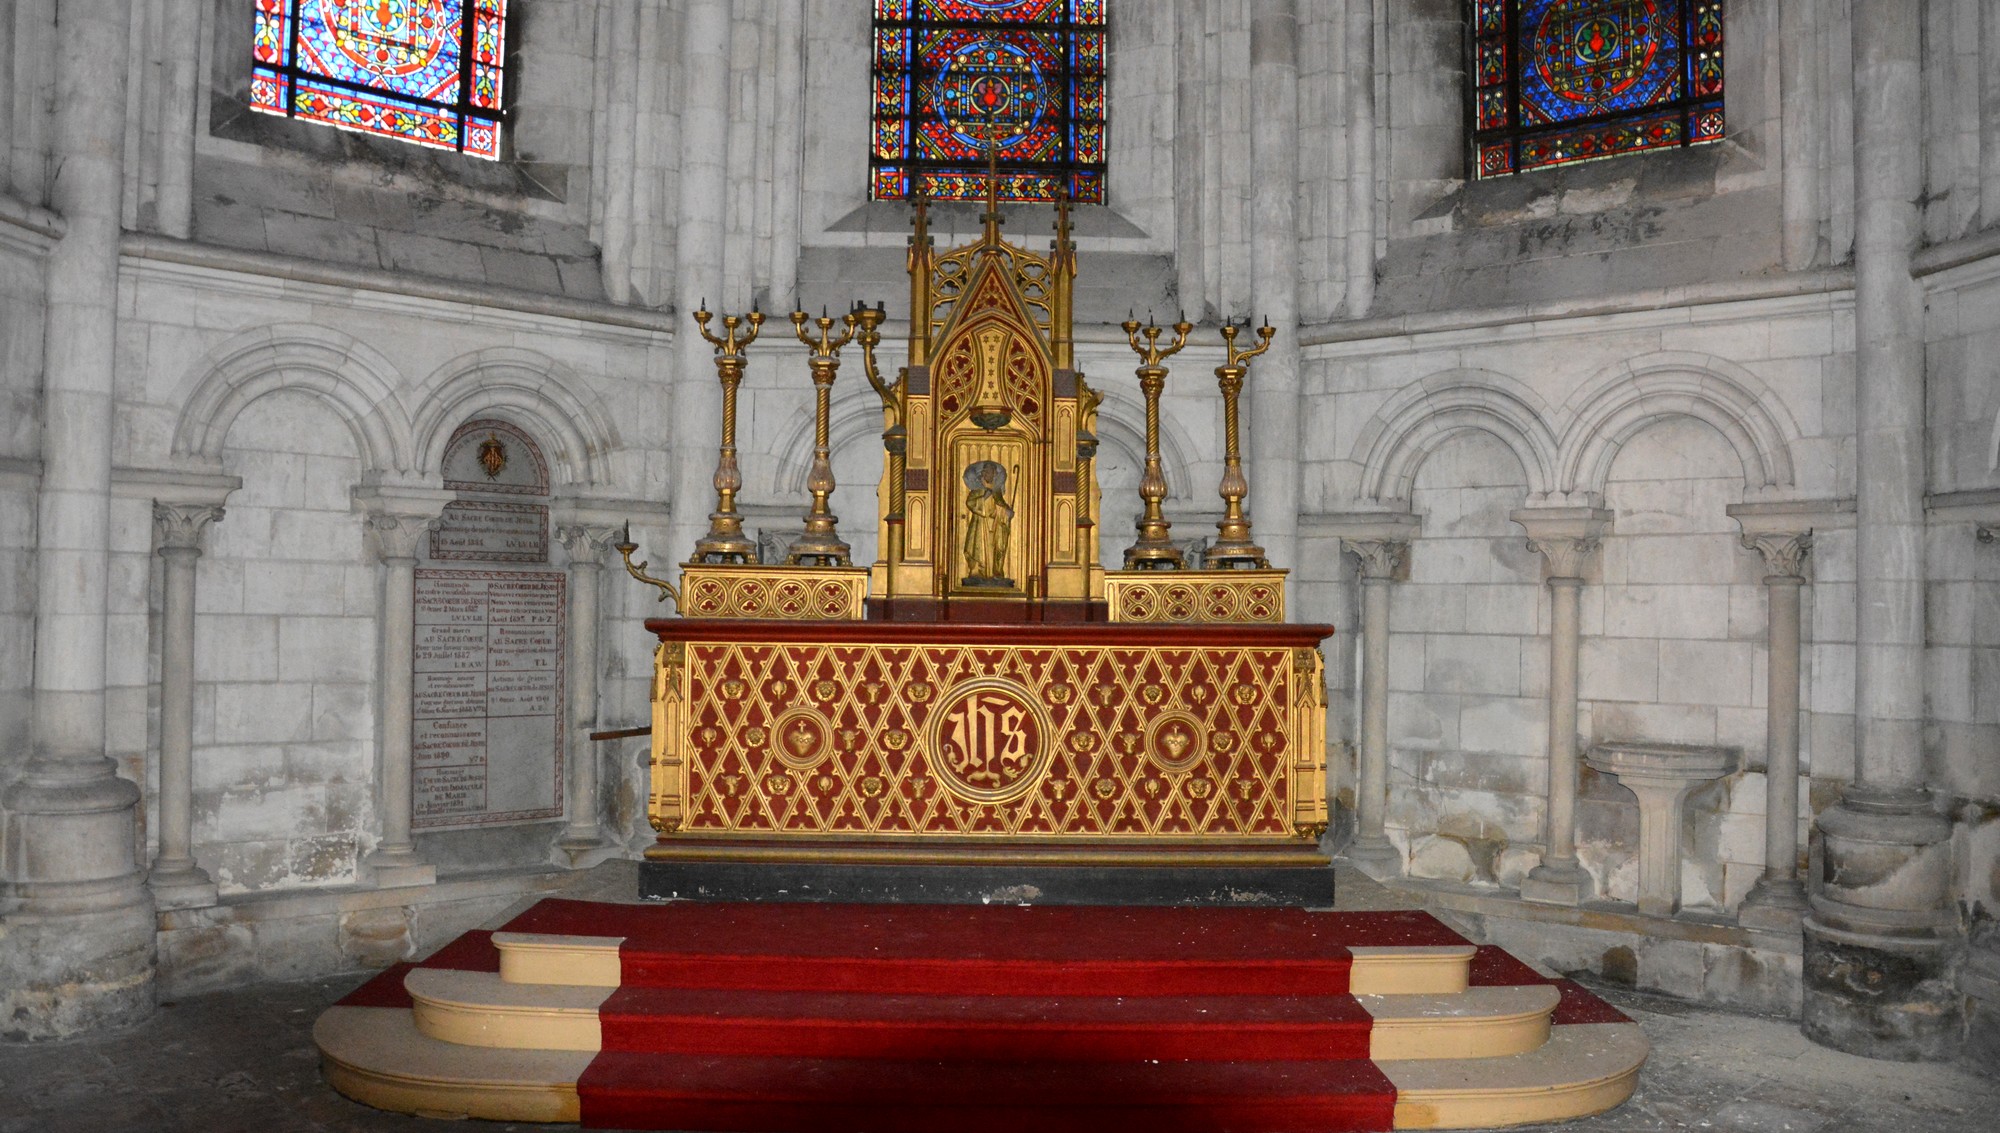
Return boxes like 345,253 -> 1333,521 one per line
0,0 -> 1997,1052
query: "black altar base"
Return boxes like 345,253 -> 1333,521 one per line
638,838 -> 1336,907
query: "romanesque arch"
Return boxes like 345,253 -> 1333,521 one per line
1556,352 -> 1800,500
1352,370 -> 1560,505
170,325 -> 413,476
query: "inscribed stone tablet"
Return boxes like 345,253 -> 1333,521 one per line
413,569 -> 566,829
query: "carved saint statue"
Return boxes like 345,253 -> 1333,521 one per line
961,460 -> 1014,586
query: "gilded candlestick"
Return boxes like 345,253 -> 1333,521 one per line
1121,313 -> 1193,570
689,303 -> 764,564
786,307 -> 857,566
851,301 -> 906,563
1206,319 -> 1277,569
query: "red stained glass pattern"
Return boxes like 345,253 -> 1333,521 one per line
872,0 -> 1107,204
1469,0 -> 1722,178
250,0 -> 507,160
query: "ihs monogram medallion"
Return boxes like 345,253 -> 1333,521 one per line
927,678 -> 1052,805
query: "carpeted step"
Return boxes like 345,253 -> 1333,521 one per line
410,966 -> 1560,1062
602,985 -> 1379,1062
494,899 -> 1476,997
577,1051 -> 1401,1133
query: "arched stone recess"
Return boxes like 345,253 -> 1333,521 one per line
171,324 -> 413,476
1556,352 -> 1800,503
411,348 -> 620,489
1352,370 -> 1561,507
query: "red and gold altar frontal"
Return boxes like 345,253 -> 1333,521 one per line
645,622 -> 1329,844
620,160 -> 1332,858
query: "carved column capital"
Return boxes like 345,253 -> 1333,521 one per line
364,512 -> 441,563
557,524 -> 622,567
1742,529 -> 1813,580
1343,539 -> 1409,582
1523,535 -> 1600,580
153,502 -> 225,554
1511,507 -> 1612,581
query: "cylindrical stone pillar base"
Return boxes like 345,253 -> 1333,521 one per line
1803,792 -> 1959,1059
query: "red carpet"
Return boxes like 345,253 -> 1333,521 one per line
346,900 -> 1633,1132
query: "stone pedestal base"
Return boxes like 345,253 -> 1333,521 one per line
555,834 -> 622,870
1520,860 -> 1591,906
1961,942 -> 2000,1075
1343,835 -> 1403,882
0,903 -> 157,1041
1802,921 -> 1961,1061
146,867 -> 219,911
1801,789 -> 1960,1061
365,852 -> 436,890
1737,877 -> 1809,933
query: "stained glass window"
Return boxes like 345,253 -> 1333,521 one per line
871,0 -> 1107,204
250,1 -> 508,160
1470,0 -> 1723,178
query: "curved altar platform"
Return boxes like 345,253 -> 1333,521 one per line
315,898 -> 1648,1130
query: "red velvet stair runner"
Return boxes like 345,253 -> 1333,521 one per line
517,902 -> 1474,1133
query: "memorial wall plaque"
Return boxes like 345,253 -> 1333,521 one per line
413,569 -> 566,829
430,499 -> 550,563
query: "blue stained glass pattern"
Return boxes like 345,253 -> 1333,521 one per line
250,0 -> 508,160
1470,0 -> 1722,178
871,0 -> 1107,204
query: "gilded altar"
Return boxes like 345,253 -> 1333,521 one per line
622,162 -> 1332,870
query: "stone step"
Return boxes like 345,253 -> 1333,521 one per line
1381,1021 -> 1649,1130
314,1005 -> 589,1124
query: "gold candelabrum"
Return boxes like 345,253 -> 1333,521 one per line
851,300 -> 906,565
1120,312 -> 1193,570
689,302 -> 765,564
786,306 -> 857,566
1205,319 -> 1277,569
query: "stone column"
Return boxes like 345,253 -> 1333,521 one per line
1343,537 -> 1407,879
667,0 -> 734,567
153,0 -> 200,239
1343,0 -> 1375,317
555,523 -> 619,864
1779,0 -> 1824,269
1735,524 -> 1813,930
357,498 -> 448,889
1803,0 -> 1960,1061
148,502 -> 225,910
1513,508 -> 1612,907
0,0 -> 154,1040
1247,0 -> 1302,574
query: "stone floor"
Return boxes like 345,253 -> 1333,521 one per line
0,864 -> 1994,1133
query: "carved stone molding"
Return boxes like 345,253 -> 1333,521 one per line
1741,530 -> 1813,580
1343,539 -> 1409,582
153,502 -> 224,552
557,524 -> 623,567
